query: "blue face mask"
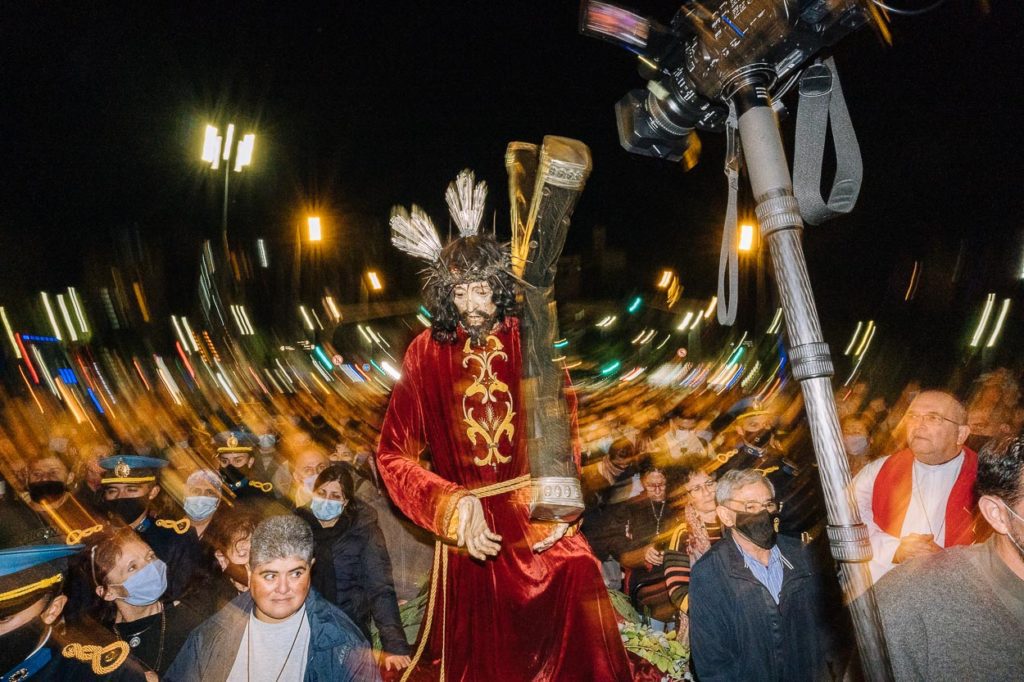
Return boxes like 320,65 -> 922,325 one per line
183,495 -> 219,521
844,434 -> 870,456
258,434 -> 277,449
310,497 -> 344,522
116,559 -> 168,606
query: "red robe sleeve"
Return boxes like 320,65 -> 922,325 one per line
375,334 -> 469,539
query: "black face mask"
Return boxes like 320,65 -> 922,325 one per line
223,560 -> 249,589
105,497 -> 148,526
733,509 -> 778,549
746,430 -> 772,449
0,616 -> 46,674
27,481 -> 67,504
220,465 -> 249,487
965,434 -> 992,453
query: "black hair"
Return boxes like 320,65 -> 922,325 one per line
425,235 -> 518,344
977,434 -> 1024,506
313,462 -> 355,502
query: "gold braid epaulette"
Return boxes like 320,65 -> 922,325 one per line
62,641 -> 130,675
156,517 -> 191,534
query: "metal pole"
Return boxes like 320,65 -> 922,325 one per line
733,83 -> 893,681
221,162 -> 231,264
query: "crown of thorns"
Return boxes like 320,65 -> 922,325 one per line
390,169 -> 514,290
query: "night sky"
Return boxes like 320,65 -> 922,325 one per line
1,1 -> 1021,375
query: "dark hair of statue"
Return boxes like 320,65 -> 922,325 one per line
425,235 -> 518,344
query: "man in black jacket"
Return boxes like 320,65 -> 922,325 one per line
689,468 -> 843,681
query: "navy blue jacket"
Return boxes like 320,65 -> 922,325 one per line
689,532 -> 844,682
164,589 -> 379,682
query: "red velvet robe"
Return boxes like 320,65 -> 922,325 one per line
376,318 -> 632,681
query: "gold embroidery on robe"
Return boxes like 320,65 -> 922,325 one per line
462,335 -> 515,466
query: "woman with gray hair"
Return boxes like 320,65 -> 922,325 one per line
165,514 -> 379,682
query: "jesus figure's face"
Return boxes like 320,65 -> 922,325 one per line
452,280 -> 497,345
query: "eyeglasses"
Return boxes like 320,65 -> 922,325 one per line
904,412 -> 961,427
685,480 -> 717,495
726,498 -> 782,514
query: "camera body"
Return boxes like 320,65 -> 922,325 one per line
582,0 -> 871,161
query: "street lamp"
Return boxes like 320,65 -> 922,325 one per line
200,123 -> 256,259
307,216 -> 322,242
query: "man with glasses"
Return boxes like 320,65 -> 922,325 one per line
689,468 -> 843,680
873,434 -> 1024,680
852,390 -> 979,583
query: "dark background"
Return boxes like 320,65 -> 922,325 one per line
1,1 -> 1021,385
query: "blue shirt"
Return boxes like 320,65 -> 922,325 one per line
733,537 -> 791,604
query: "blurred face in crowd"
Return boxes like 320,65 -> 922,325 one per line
292,449 -> 328,491
736,414 -> 774,449
642,470 -> 667,503
967,408 -> 1001,438
97,537 -> 157,601
717,480 -> 775,529
314,479 -> 346,503
904,391 -> 969,465
27,456 -> 73,505
215,532 -> 253,591
684,472 -> 718,515
218,451 -> 254,471
608,442 -> 635,469
841,418 -> 872,456
249,555 -> 312,623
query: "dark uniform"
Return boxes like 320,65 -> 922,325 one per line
213,431 -> 282,516
97,456 -> 201,602
0,544 -> 146,682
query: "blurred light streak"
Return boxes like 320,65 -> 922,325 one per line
56,295 -> 78,342
416,314 -> 432,328
655,334 -> 671,350
299,306 -> 315,331
308,216 -> 322,242
100,288 -> 120,329
843,321 -> 864,356
41,292 -> 62,340
313,345 -> 334,372
369,359 -> 387,376
68,287 -> 88,334
132,282 -> 151,323
310,308 -> 324,331
86,387 -> 105,414
263,369 -> 284,394
0,307 -> 21,358
18,367 -> 44,413
725,366 -> 745,390
766,307 -> 783,335
627,297 -> 642,313
325,296 -> 341,321
552,356 -> 567,363
230,305 -> 246,336
600,360 -> 622,376
216,372 -> 240,404
553,338 -> 569,348
238,306 -> 255,335
357,325 -> 372,343
91,362 -> 117,404
677,312 -> 694,331
367,270 -> 383,291
181,317 -> 201,352
154,357 -> 184,406
969,294 -> 996,347
171,316 -> 191,353
31,347 -> 59,397
312,363 -> 333,386
57,377 -> 89,425
175,342 -> 196,379
620,366 -> 645,381
418,305 -> 433,319
704,297 -> 717,319
132,357 -> 152,391
595,315 -> 617,328
340,364 -> 365,383
381,360 -> 402,380
903,260 -> 921,301
985,298 -> 1011,348
689,313 -> 702,331
741,361 -> 762,389
854,320 -> 875,357
641,329 -> 657,344
16,334 -> 39,383
257,239 -> 269,268
657,270 -> 672,288
562,360 -> 582,370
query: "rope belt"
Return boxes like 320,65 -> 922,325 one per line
401,474 -> 531,682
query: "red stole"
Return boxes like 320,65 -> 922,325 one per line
872,447 -> 978,547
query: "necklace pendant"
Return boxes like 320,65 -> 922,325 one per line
129,635 -> 142,648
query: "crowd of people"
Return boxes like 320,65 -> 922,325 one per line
0,359 -> 1022,680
